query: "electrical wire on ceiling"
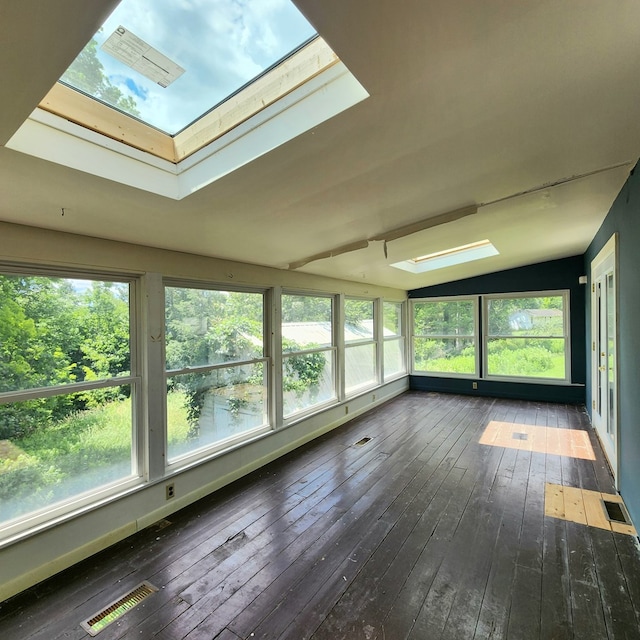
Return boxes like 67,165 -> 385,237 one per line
287,160 -> 634,270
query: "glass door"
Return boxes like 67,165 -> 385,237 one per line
591,236 -> 617,481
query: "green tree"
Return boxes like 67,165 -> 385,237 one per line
344,299 -> 373,327
165,288 -> 265,430
0,276 -> 79,438
61,37 -> 140,117
282,294 -> 332,324
75,282 -> 130,406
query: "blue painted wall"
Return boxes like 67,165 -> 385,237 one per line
585,166 -> 640,525
408,255 -> 587,403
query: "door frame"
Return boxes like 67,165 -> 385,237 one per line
590,232 -> 619,486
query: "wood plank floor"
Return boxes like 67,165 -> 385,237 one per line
1,392 -> 640,639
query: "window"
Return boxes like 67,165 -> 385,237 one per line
344,298 -> 378,395
484,292 -> 569,380
0,272 -> 138,533
281,294 -> 336,418
383,301 -> 406,380
412,298 -> 478,376
165,286 -> 268,462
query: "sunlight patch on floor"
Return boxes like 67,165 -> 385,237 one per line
479,421 -> 596,460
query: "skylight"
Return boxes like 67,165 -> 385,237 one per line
59,0 -> 317,135
391,240 -> 499,274
8,1 -> 368,198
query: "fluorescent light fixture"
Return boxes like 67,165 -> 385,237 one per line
390,239 -> 499,274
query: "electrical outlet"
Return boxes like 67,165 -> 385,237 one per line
345,405 -> 349,415
372,394 -> 376,401
472,382 -> 478,390
166,483 -> 175,500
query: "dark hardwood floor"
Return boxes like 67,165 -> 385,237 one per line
1,392 -> 640,639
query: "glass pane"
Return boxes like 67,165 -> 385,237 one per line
165,287 -> 263,369
282,294 -> 332,351
283,350 -> 335,417
344,299 -> 374,342
0,274 -> 130,393
60,0 -> 317,134
413,300 -> 475,336
167,362 -> 267,460
0,385 -> 134,525
413,338 -> 476,374
486,338 -> 566,378
487,296 -> 564,336
607,273 -> 615,435
383,302 -> 402,337
345,343 -> 377,394
384,338 -> 405,380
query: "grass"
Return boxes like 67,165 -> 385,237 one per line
416,346 -> 566,380
0,392 -> 190,521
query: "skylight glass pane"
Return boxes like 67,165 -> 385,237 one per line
59,0 -> 317,135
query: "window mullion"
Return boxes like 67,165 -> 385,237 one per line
144,273 -> 166,482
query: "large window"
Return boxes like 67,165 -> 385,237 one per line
412,298 -> 478,375
282,294 -> 336,417
0,273 -> 138,532
484,292 -> 569,380
383,301 -> 405,381
344,298 -> 378,395
165,286 -> 268,461
1,270 -> 409,543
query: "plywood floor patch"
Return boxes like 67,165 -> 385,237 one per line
544,483 -> 637,535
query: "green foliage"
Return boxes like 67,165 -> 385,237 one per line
414,339 -> 476,374
344,299 -> 373,326
282,294 -> 331,323
0,398 -> 134,517
414,300 -> 475,336
165,288 -> 264,429
61,37 -> 140,117
487,296 -> 564,335
487,339 -> 564,378
282,338 -> 326,399
414,339 -> 564,378
0,276 -> 130,440
383,301 -> 401,335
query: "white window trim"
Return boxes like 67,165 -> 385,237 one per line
162,282 -> 271,466
344,296 -> 379,397
482,290 -> 571,384
410,296 -> 480,378
0,268 -> 144,543
281,291 -> 339,423
383,300 -> 407,381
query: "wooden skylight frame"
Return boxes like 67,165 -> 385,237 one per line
38,37 -> 339,164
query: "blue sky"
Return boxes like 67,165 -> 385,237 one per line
85,0 -> 316,134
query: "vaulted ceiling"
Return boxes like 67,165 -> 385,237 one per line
1,0 -> 639,290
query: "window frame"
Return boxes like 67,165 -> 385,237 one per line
383,300 -> 407,382
281,291 -> 338,423
410,296 -> 480,378
344,296 -> 379,397
0,266 -> 143,543
482,290 -> 571,384
163,280 -> 272,468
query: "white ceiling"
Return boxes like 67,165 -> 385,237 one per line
1,0 -> 639,291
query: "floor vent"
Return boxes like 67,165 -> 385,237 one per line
81,581 -> 158,636
603,499 -> 631,525
512,432 -> 529,441
355,437 -> 372,446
